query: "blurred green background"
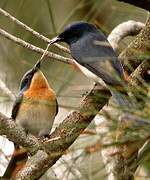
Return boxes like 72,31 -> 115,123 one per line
0,0 -> 148,179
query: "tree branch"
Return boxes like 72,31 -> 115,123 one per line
108,20 -> 144,52
119,14 -> 150,74
129,59 -> 150,107
117,0 -> 150,11
0,8 -> 70,54
0,28 -> 73,65
99,59 -> 149,180
0,79 -> 15,101
0,85 -> 111,179
0,112 -> 40,155
136,139 -> 150,166
99,17 -> 150,180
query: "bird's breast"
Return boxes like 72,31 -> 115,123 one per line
16,88 -> 57,136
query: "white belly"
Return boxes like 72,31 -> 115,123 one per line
74,60 -> 106,87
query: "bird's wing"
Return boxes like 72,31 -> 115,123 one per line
11,93 -> 23,120
83,59 -> 123,85
71,33 -> 124,85
55,99 -> 59,116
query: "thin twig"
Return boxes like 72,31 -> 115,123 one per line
0,8 -> 70,53
0,79 -> 15,101
137,139 -> 150,165
0,28 -> 73,65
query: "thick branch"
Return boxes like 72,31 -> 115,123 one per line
117,0 -> 150,11
99,18 -> 150,180
108,20 -> 144,52
119,15 -> 150,74
129,59 -> 150,106
0,84 -> 110,179
0,8 -> 70,54
0,112 -> 40,155
15,56 -> 149,179
15,86 -> 111,179
99,64 -> 149,180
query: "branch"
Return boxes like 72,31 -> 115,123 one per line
100,60 -> 149,180
136,139 -> 150,166
16,86 -> 110,179
0,8 -> 70,54
99,18 -> 150,180
0,28 -> 73,65
129,59 -> 150,107
0,79 -> 15,101
0,85 -> 110,179
0,112 -> 40,155
116,114 -> 150,176
119,14 -> 150,74
117,0 -> 150,11
108,20 -> 144,52
116,124 -> 150,174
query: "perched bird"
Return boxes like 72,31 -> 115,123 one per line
50,22 -> 131,108
3,61 -> 58,178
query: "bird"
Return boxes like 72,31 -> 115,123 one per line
3,61 -> 58,178
50,21 -> 132,108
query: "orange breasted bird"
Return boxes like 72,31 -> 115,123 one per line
50,22 -> 132,108
3,61 -> 58,178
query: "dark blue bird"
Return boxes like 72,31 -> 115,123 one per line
50,22 -> 131,108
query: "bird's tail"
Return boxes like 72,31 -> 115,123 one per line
109,83 -> 134,110
111,91 -> 132,109
3,146 -> 27,179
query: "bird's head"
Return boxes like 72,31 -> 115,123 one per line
20,61 -> 49,92
50,22 -> 98,45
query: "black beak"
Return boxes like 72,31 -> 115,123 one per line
49,36 -> 61,45
34,60 -> 41,70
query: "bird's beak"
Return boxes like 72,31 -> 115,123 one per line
35,61 -> 40,68
49,36 -> 61,45
34,60 -> 41,70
